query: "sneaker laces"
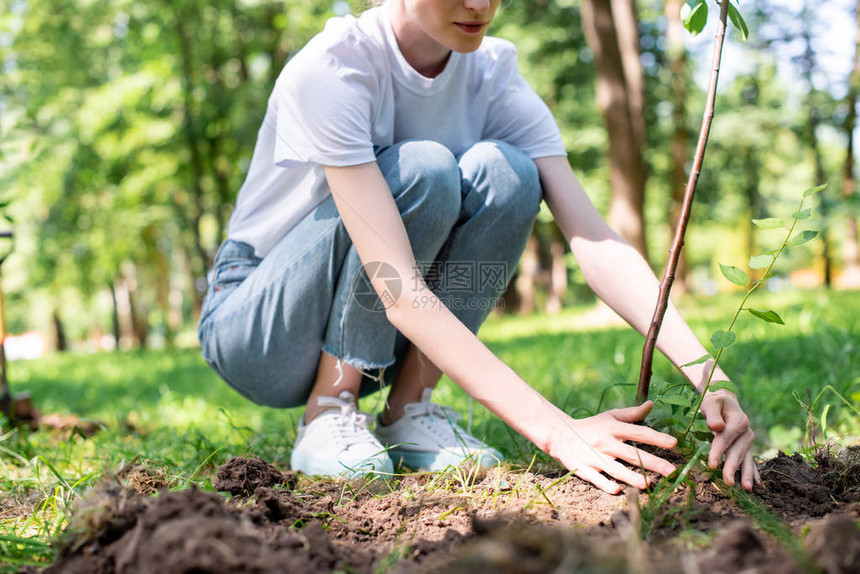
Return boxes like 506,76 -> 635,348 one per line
317,392 -> 377,450
403,399 -> 485,449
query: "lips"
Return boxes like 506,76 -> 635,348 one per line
455,21 -> 487,34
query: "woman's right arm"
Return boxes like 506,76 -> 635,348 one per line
324,162 -> 677,493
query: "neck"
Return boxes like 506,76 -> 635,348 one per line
388,0 -> 451,78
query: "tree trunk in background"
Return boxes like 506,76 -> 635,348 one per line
515,233 -> 540,314
122,262 -> 149,349
665,0 -> 690,294
545,226 -> 568,314
809,106 -> 833,288
582,0 -> 650,262
110,282 -> 121,351
174,3 -> 214,317
843,0 -> 860,279
113,276 -> 137,349
153,235 -> 175,347
744,146 -> 762,277
52,308 -> 67,352
800,4 -> 832,287
613,0 -> 645,152
742,72 -> 762,279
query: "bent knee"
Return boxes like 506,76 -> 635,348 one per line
395,140 -> 460,191
462,140 -> 543,222
386,140 -> 462,229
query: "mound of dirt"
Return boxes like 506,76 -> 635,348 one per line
698,521 -> 800,574
36,452 -> 860,574
758,451 -> 860,521
805,513 -> 860,574
214,455 -> 296,496
47,488 -> 358,574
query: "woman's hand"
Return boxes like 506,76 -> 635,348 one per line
551,401 -> 678,494
700,389 -> 761,491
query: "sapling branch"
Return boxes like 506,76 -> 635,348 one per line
637,0 -> 731,403
680,191 -> 817,440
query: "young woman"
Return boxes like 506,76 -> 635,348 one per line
197,0 -> 761,493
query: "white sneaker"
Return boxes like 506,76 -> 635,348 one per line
374,388 -> 503,471
290,390 -> 393,478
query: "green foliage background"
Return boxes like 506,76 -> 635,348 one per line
0,0 -> 856,345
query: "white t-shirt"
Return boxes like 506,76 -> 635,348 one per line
228,4 -> 567,257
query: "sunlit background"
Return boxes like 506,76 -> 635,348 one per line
0,0 -> 857,356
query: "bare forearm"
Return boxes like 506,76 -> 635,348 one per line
576,236 -> 728,392
324,162 -> 565,449
386,288 -> 558,451
538,156 -> 727,393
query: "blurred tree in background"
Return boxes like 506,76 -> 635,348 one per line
1,0 -> 333,348
0,0 -> 857,350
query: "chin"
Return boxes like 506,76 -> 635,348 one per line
450,37 -> 485,53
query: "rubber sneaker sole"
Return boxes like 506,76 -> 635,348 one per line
290,451 -> 393,479
387,446 -> 502,472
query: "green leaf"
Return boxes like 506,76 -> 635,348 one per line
709,381 -> 740,394
793,208 -> 812,220
746,308 -> 785,325
659,394 -> 693,407
710,330 -> 737,349
681,0 -> 708,36
802,184 -> 827,198
748,254 -> 773,269
726,1 -> 749,41
720,264 -> 749,286
682,354 -> 711,367
751,218 -> 786,229
692,419 -> 711,434
0,201 -> 10,209
787,230 -> 818,247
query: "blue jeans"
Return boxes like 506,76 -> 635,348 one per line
198,140 -> 542,408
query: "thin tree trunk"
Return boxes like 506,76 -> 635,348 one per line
153,237 -> 174,347
545,226 -> 568,315
113,276 -> 136,349
52,308 -> 67,352
174,5 -> 213,289
122,262 -> 148,349
582,0 -> 650,261
638,0 -> 730,402
666,0 -> 690,294
800,4 -> 832,287
109,281 -> 121,351
613,0 -> 645,152
809,107 -> 833,288
843,0 -> 860,276
744,146 -> 761,277
516,232 -> 540,314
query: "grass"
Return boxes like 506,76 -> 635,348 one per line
0,288 -> 858,570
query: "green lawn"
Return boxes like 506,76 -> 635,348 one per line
1,288 -> 858,569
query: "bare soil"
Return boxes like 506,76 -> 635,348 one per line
26,450 -> 860,574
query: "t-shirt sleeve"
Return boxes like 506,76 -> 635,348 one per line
269,38 -> 377,168
483,43 -> 567,159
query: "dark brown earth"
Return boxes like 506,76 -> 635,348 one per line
30,451 -> 860,574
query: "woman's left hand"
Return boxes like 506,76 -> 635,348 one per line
699,388 -> 761,491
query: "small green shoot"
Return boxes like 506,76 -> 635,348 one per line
682,185 -> 825,441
